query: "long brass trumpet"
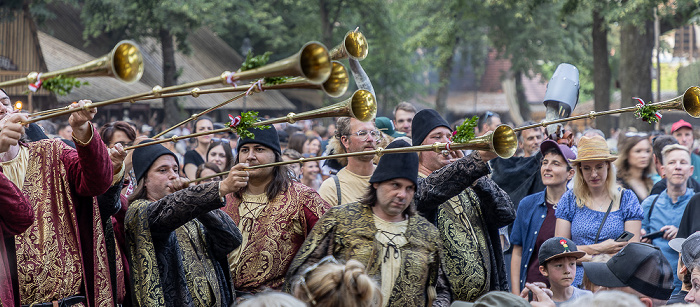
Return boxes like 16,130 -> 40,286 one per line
125,89 -> 377,151
151,62 -> 351,138
515,86 -> 700,132
24,42 -> 333,124
0,40 -> 143,88
192,124 -> 518,183
330,30 -> 368,61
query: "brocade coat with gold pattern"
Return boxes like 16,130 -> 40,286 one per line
416,152 -> 516,301
284,202 -> 452,307
125,182 -> 242,307
10,135 -> 114,307
223,181 -> 330,293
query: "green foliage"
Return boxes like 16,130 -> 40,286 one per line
634,103 -> 660,124
39,76 -> 89,96
239,51 -> 292,85
451,116 -> 478,143
227,111 -> 270,139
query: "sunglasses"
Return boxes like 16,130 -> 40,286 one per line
210,138 -> 230,144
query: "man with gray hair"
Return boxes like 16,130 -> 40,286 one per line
650,135 -> 700,194
641,144 -> 695,294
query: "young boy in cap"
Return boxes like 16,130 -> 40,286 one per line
538,237 -> 591,305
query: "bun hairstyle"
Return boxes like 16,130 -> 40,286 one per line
293,259 -> 382,307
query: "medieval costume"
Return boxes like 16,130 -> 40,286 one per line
224,181 -> 330,293
286,202 -> 450,306
1,128 -> 115,307
223,126 -> 330,294
412,109 -> 516,301
96,175 -> 131,306
0,171 -> 34,307
125,142 -> 241,307
286,140 -> 451,307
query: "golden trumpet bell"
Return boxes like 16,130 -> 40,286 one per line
0,40 -> 144,88
680,86 -> 700,118
330,30 -> 369,61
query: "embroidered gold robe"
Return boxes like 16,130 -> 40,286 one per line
224,182 -> 330,293
6,135 -> 115,307
125,182 -> 242,307
285,202 -> 451,307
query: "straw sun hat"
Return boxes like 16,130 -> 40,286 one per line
569,136 -> 617,164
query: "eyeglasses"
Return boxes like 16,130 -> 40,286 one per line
349,130 -> 382,141
210,138 -> 230,144
297,255 -> 340,305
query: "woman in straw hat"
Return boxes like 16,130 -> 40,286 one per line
554,136 -> 643,288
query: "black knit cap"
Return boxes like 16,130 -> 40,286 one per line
132,139 -> 178,182
236,126 -> 281,155
369,139 -> 419,186
411,109 -> 451,146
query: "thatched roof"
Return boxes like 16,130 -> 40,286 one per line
36,2 -> 295,111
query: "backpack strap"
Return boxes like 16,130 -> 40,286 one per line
332,174 -> 341,206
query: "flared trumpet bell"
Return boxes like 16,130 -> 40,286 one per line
255,89 -> 376,126
0,40 -> 143,88
330,30 -> 368,61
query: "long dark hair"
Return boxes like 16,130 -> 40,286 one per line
128,178 -> 148,203
359,184 -> 415,217
233,151 -> 293,200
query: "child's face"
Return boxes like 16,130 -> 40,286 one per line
541,256 -> 577,288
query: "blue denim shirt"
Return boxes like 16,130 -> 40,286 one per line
510,190 -> 547,292
641,188 -> 694,294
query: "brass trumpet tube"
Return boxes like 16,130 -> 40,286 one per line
27,42 -> 334,121
191,125 -> 518,183
514,86 -> 700,132
153,91 -> 249,138
126,89 -> 377,151
0,40 -> 143,88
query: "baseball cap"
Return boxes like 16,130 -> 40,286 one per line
582,242 -> 674,300
538,237 -> 585,265
671,119 -> 693,133
450,292 -> 529,307
375,117 -> 405,138
539,140 -> 576,165
669,231 -> 700,267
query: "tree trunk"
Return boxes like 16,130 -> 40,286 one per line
435,43 -> 456,116
592,9 -> 612,136
319,0 -> 333,47
160,28 -> 180,126
619,20 -> 654,132
515,70 -> 531,121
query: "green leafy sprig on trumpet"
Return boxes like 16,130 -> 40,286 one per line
240,52 -> 292,85
226,111 -> 270,140
451,116 -> 478,143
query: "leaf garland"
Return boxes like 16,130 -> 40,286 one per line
38,76 -> 89,96
451,116 -> 478,143
634,103 -> 660,124
227,111 -> 270,139
239,51 -> 292,85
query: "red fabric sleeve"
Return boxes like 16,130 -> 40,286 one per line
0,169 -> 33,236
61,125 -> 113,197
